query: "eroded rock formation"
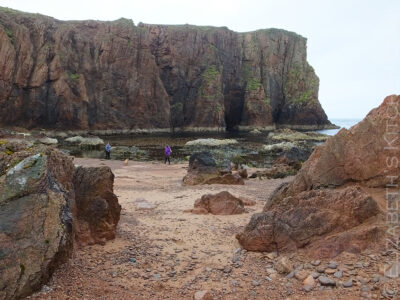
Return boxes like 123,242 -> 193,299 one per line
236,186 -> 382,257
0,142 -> 120,299
237,95 -> 400,257
271,94 -> 400,202
0,147 -> 74,300
0,7 -> 331,131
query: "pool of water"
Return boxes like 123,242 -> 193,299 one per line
61,131 -> 314,168
62,124 -> 352,167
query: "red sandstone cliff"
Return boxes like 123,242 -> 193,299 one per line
0,7 -> 331,131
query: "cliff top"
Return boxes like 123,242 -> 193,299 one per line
0,6 -> 304,39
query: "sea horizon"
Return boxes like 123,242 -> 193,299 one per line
319,118 -> 362,135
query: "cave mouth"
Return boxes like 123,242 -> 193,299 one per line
224,89 -> 245,132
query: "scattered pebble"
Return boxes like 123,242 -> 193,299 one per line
327,261 -> 339,269
252,280 -> 261,287
343,279 -> 353,288
334,271 -> 343,278
318,276 -> 336,286
311,260 -> 321,266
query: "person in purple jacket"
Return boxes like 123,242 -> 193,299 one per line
164,145 -> 172,165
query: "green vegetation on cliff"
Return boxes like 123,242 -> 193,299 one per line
0,7 -> 20,14
246,78 -> 263,91
199,65 -> 222,100
0,22 -> 14,44
0,6 -> 48,18
293,90 -> 313,104
285,63 -> 318,105
115,18 -> 134,26
202,66 -> 220,82
5,27 -> 13,41
67,72 -> 80,80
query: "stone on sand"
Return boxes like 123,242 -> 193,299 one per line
192,191 -> 245,215
194,290 -> 213,300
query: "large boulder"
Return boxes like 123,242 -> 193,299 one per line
284,95 -> 400,195
183,152 -> 219,185
192,191 -> 246,215
237,95 -> 399,257
0,145 -> 121,299
260,141 -> 314,165
0,149 -> 75,300
183,152 -> 244,185
236,186 -> 382,257
73,166 -> 121,245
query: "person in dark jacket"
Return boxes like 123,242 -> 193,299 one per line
105,142 -> 111,159
164,145 -> 171,164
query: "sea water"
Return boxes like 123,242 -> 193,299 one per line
318,118 -> 361,136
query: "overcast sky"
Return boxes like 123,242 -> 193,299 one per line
1,0 -> 399,119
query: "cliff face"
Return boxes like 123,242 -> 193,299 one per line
0,7 -> 330,131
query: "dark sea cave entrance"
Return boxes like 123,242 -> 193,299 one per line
224,89 -> 245,132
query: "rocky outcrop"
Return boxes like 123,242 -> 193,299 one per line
238,95 -> 399,257
236,186 -> 382,257
73,166 -> 121,246
183,152 -> 244,185
273,94 -> 400,201
0,7 -> 331,131
185,139 -> 238,147
0,148 -> 75,300
268,129 -> 329,142
0,143 -> 120,299
183,152 -> 219,185
260,140 -> 314,165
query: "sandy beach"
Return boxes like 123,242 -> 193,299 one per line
26,158 -> 372,300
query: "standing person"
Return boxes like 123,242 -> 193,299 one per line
105,142 -> 111,159
164,145 -> 171,165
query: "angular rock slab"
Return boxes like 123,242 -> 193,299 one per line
0,146 -> 122,299
73,166 -> 121,246
238,95 -> 399,258
237,186 -> 382,257
0,150 -> 75,300
279,94 -> 400,196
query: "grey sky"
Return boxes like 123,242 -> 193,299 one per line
1,0 -> 399,119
